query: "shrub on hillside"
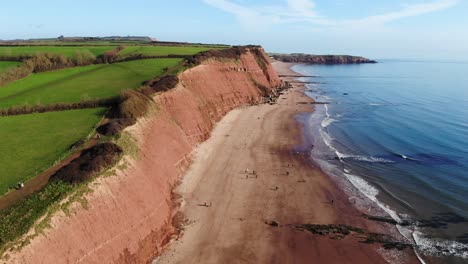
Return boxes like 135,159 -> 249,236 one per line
50,143 -> 123,184
96,118 -> 137,136
117,90 -> 152,119
141,75 -> 179,95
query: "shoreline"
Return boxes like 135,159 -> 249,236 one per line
157,61 -> 417,263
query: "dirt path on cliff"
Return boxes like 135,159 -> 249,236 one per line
156,62 -> 417,264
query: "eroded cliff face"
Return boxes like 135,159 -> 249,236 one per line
5,48 -> 281,264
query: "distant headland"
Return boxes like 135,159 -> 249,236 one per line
270,53 -> 377,64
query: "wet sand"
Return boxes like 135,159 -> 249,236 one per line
156,61 -> 417,264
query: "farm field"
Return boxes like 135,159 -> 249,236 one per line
0,61 -> 21,73
0,108 -> 107,195
119,45 -> 214,57
0,58 -> 182,108
0,46 -> 116,58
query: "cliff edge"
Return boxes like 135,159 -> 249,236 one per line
4,47 -> 282,263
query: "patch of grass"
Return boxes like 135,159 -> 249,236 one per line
0,58 -> 182,109
0,46 -> 115,58
117,132 -> 139,160
0,180 -> 74,252
119,46 -> 214,57
0,62 -> 21,74
0,108 -> 107,196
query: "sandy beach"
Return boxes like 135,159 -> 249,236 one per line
156,61 -> 418,264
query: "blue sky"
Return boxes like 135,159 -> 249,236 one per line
1,0 -> 467,60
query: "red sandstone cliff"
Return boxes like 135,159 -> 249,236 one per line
4,48 -> 281,264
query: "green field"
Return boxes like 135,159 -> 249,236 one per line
0,46 -> 116,58
119,46 -> 213,57
0,108 -> 106,195
0,45 -> 220,59
0,61 -> 21,73
0,58 -> 182,108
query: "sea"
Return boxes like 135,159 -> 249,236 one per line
292,60 -> 468,263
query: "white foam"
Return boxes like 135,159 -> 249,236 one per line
321,116 -> 338,127
397,153 -> 419,162
413,231 -> 468,259
344,173 -> 396,216
321,104 -> 338,128
344,173 -> 468,261
344,173 -> 418,247
319,129 -> 335,150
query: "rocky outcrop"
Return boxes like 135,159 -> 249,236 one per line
271,53 -> 377,64
4,47 -> 281,264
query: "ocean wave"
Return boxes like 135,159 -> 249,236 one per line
394,153 -> 419,162
345,173 -> 468,260
321,103 -> 339,128
344,173 -> 401,221
319,129 -> 394,163
338,152 -> 394,163
344,173 -> 424,261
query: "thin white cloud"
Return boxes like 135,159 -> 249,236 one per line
203,0 -> 275,29
202,0 -> 458,29
349,0 -> 459,25
287,0 -> 318,18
